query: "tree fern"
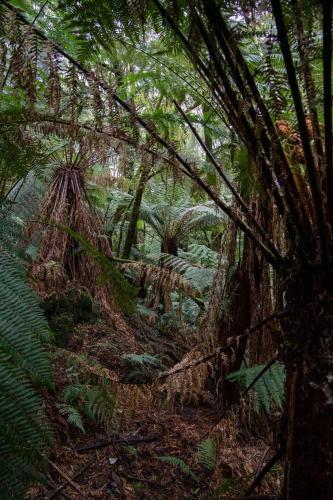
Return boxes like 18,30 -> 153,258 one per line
0,253 -> 53,498
226,362 -> 285,413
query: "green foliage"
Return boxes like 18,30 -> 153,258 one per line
196,437 -> 216,471
0,200 -> 23,254
59,382 -> 115,431
58,403 -> 85,433
140,202 -> 226,245
158,455 -> 198,481
227,362 -> 285,413
123,352 -> 160,367
0,253 -> 53,498
122,353 -> 160,383
59,225 -> 137,314
161,244 -> 218,293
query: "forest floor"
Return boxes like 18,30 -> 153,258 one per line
29,308 -> 281,499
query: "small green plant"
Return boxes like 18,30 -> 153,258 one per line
196,437 -> 216,471
58,404 -> 85,433
123,353 -> 160,366
58,382 -> 115,432
158,455 -> 198,481
122,352 -> 160,382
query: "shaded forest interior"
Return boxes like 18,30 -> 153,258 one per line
0,0 -> 332,499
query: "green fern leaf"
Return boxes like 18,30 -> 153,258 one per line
226,362 -> 285,413
0,253 -> 53,497
158,455 -> 198,481
58,404 -> 85,433
196,437 -> 216,471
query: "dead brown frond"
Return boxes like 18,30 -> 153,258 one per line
120,261 -> 201,303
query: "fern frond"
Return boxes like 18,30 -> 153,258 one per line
61,382 -> 115,430
158,455 -> 198,481
196,437 -> 216,471
58,403 -> 85,433
0,253 -> 53,497
123,352 -> 160,366
226,362 -> 285,413
83,385 -> 115,426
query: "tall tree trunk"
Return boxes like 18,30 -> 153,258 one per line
282,268 -> 333,499
122,162 -> 150,259
216,233 -> 252,408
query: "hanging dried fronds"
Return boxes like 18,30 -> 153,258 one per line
87,70 -> 104,129
46,44 -> 61,114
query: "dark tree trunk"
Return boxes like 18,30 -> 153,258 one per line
161,237 -> 178,256
282,267 -> 333,500
217,236 -> 252,408
122,162 -> 150,259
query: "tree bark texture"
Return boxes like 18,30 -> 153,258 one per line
282,267 -> 333,499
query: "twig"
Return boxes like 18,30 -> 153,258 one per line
48,460 -> 87,498
47,460 -> 93,499
75,434 -> 162,452
244,447 -> 284,496
123,473 -> 159,486
255,448 -> 270,481
59,493 -> 74,500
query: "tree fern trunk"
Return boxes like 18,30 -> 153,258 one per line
282,269 -> 333,499
217,235 -> 252,408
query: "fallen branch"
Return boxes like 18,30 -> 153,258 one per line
75,434 -> 162,452
48,461 -> 87,498
47,460 -> 93,499
244,447 -> 285,496
123,473 -> 159,486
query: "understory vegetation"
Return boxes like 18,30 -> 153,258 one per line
0,0 -> 332,499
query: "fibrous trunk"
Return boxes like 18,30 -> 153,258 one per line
282,268 -> 333,499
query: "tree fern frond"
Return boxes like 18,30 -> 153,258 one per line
226,362 -> 286,413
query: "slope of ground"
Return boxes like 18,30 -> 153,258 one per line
29,316 -> 281,499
